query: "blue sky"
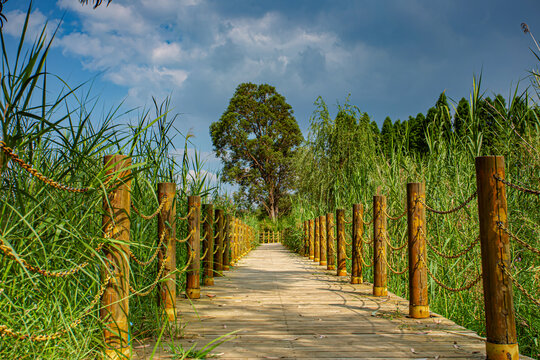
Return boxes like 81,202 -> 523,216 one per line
2,0 -> 540,177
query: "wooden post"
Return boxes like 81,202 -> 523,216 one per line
214,209 -> 224,277
314,217 -> 320,262
336,209 -> 347,276
231,218 -> 237,264
319,215 -> 327,266
373,195 -> 387,296
302,221 -> 306,256
476,156 -> 518,360
186,196 -> 201,299
223,215 -> 231,270
308,219 -> 314,260
101,155 -> 131,359
351,204 -> 363,284
202,204 -> 214,286
326,213 -> 335,270
407,183 -> 429,318
304,221 -> 309,256
158,182 -> 176,321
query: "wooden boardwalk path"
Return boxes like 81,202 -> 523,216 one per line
138,244 -> 492,359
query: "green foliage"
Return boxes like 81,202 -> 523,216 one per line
166,330 -> 238,359
288,78 -> 540,357
210,82 -> 303,220
0,8 -> 214,359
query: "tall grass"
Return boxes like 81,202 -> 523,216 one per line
0,8 -> 225,359
286,79 -> 539,357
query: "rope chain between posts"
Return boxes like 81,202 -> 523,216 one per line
384,208 -> 407,221
497,222 -> 540,256
129,230 -> 167,267
386,256 -> 408,275
362,235 -> 374,245
0,223 -> 116,278
425,232 -> 481,259
200,214 -> 211,225
176,229 -> 195,243
199,247 -> 210,261
131,195 -> 169,220
361,216 -> 374,226
130,255 -> 169,297
177,207 -> 194,221
494,174 -> 540,196
385,232 -> 407,252
0,274 -> 111,341
421,255 -> 482,292
0,140 -> 91,193
420,191 -> 477,215
500,264 -> 540,308
360,253 -> 374,268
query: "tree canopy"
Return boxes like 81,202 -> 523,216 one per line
210,83 -> 303,220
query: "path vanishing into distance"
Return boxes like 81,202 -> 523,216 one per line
137,244 -> 523,359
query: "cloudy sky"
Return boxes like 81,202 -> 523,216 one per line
2,0 -> 540,174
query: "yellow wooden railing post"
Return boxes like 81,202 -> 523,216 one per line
336,209 -> 347,276
158,182 -> 176,321
373,195 -> 387,296
223,215 -> 231,271
314,217 -> 320,262
214,209 -> 224,277
101,155 -> 131,359
186,196 -> 201,299
351,204 -> 363,284
202,203 -> 214,286
319,215 -> 327,266
475,156 -> 518,360
326,213 -> 335,270
309,219 -> 314,260
407,183 -> 429,318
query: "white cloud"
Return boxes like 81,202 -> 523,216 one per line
152,42 -> 183,65
3,9 -> 59,42
50,0 -> 384,107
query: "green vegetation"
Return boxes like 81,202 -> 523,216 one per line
0,8 -> 233,359
210,83 -> 303,221
283,79 -> 539,356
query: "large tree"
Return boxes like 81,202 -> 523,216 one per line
210,83 -> 303,220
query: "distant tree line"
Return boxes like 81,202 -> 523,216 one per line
374,90 -> 538,159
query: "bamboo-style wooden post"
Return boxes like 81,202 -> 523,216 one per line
308,219 -> 314,260
231,218 -> 237,264
237,221 -> 242,258
158,182 -> 176,321
476,156 -> 518,360
407,183 -> 429,318
351,204 -> 363,284
314,217 -> 320,262
336,209 -> 347,276
214,209 -> 224,277
326,213 -> 335,270
373,195 -> 387,296
223,215 -> 231,270
202,204 -> 214,286
242,223 -> 247,255
319,215 -> 327,266
101,155 -> 131,359
302,221 -> 307,256
186,196 -> 201,299
304,221 -> 309,256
